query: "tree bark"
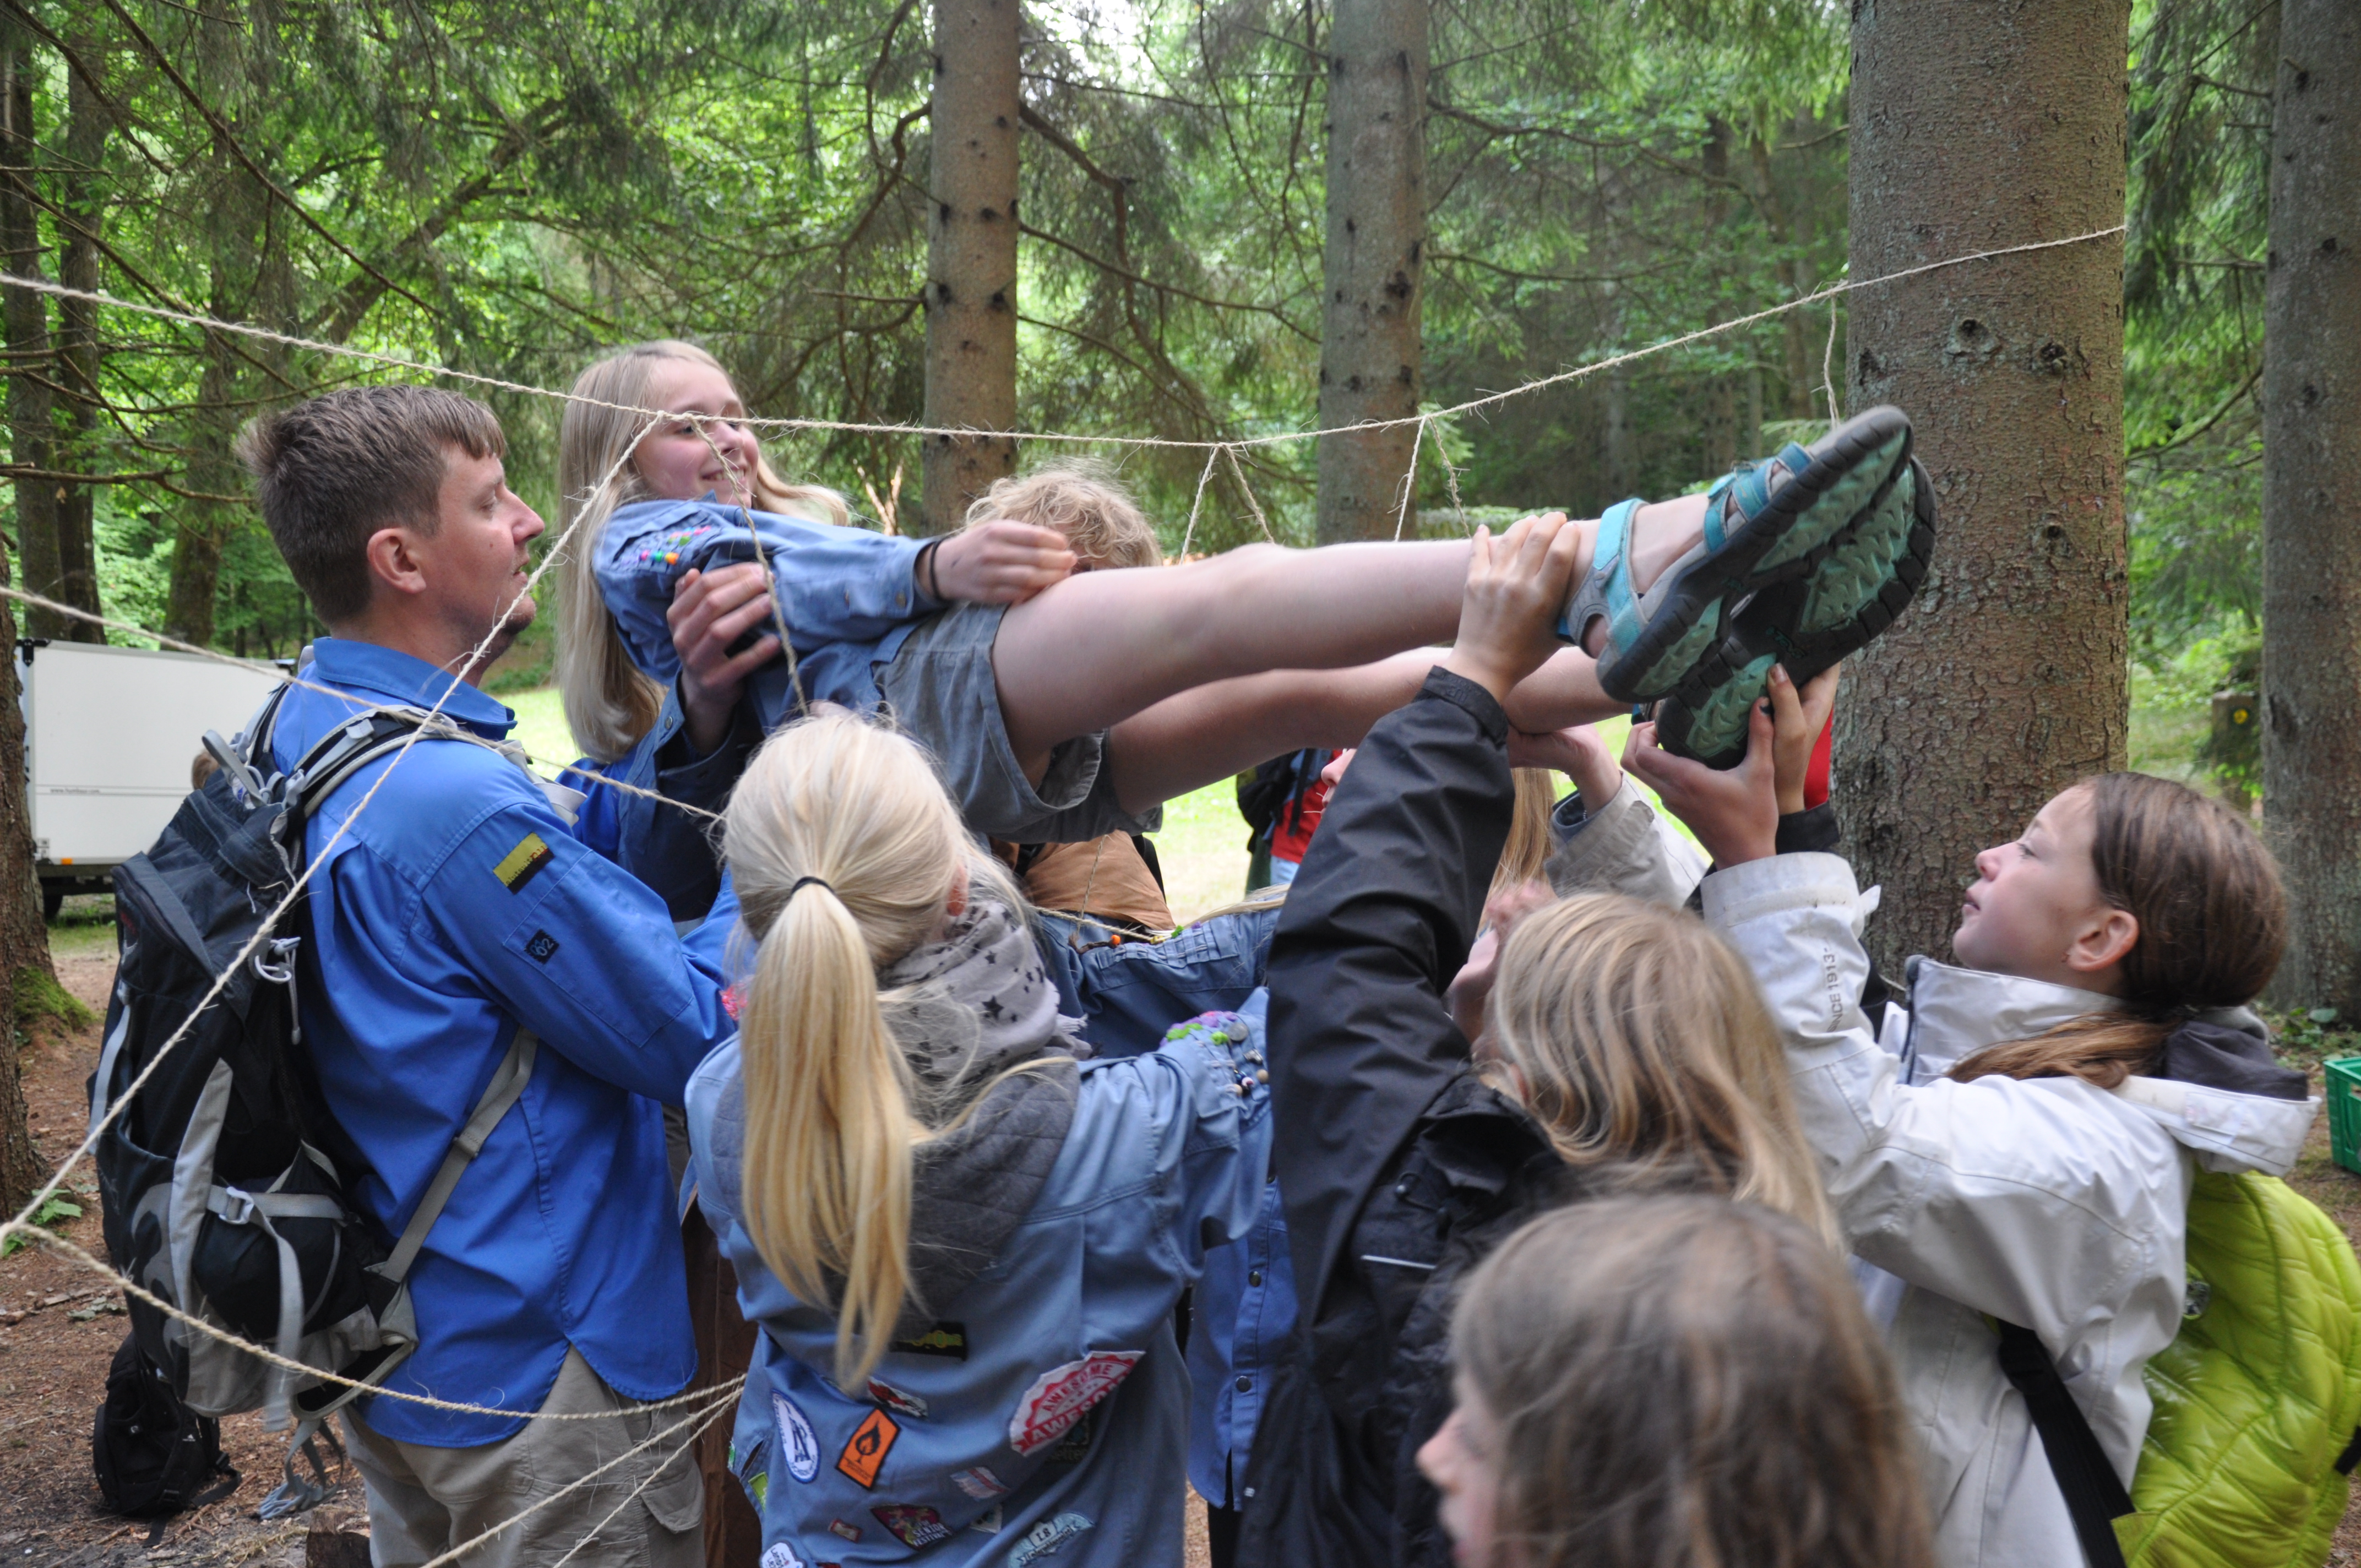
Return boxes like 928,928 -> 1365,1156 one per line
1834,0 -> 2132,973
0,529 -> 57,1213
1315,0 -> 1427,543
0,24 -> 62,641
918,0 -> 1019,536
2261,0 -> 2361,1010
54,23 -> 104,643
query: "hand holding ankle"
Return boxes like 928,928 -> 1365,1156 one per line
1440,514 -> 1581,703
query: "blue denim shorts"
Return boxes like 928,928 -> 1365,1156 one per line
876,602 -> 1162,843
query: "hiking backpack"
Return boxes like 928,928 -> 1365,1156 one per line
2006,1168 -> 2361,1568
91,684 -> 536,1517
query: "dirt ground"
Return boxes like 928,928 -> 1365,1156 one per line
7,933 -> 2361,1566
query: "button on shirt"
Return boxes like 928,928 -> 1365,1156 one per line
273,639 -> 737,1447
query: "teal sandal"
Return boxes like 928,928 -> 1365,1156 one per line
1653,454 -> 1938,769
1558,405 -> 1916,704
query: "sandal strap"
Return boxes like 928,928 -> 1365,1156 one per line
1711,442 -> 1812,542
1595,498 -> 1647,652
1553,498 -> 1647,650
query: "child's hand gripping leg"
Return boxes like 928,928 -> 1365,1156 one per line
1626,661 -> 1840,865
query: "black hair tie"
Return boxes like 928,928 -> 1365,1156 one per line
789,875 -> 834,901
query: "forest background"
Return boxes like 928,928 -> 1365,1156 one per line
0,0 -> 2332,1210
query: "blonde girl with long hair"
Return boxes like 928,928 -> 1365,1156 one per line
680,709 -> 1279,1567
1635,678 -> 2318,1568
1234,520 -> 1835,1568
556,344 -> 1930,848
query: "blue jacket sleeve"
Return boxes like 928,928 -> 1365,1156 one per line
594,499 -> 936,684
415,795 -> 738,1104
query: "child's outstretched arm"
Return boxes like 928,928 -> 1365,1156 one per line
593,497 -> 1073,683
1266,518 -> 1576,1330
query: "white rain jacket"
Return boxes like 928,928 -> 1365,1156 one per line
1701,852 -> 2319,1568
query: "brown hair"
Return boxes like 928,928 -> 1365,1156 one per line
1952,771 -> 2286,1088
1488,894 -> 1837,1242
236,385 -> 505,624
964,461 -> 1163,569
1450,1195 -> 1937,1568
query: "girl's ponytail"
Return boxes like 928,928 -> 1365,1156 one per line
723,714 -> 967,1386
741,876 -> 915,1386
1953,771 -> 2287,1088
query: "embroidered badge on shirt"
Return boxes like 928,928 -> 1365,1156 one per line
492,832 -> 554,894
1008,1512 -> 1095,1566
826,1519 -> 862,1543
1049,1404 -> 1095,1463
970,1504 -> 1004,1535
758,1543 -> 805,1568
871,1505 -> 951,1549
866,1378 -> 929,1419
524,929 -> 559,963
1007,1351 -> 1143,1456
836,1408 -> 899,1489
891,1320 -> 968,1360
748,1471 -> 768,1509
951,1466 -> 1009,1501
774,1392 -> 820,1483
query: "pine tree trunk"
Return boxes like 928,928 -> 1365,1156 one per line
0,26 -> 62,641
54,29 -> 104,643
2261,0 -> 2361,1011
0,532 -> 57,1214
1834,0 -> 2132,973
918,0 -> 1019,536
1315,0 -> 1427,544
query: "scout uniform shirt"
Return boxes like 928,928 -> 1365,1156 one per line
273,637 -> 737,1447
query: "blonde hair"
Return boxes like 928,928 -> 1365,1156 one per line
963,461 -> 1163,569
725,713 -> 970,1386
1453,1196 -> 1936,1568
557,341 -> 852,762
1490,768 -> 1558,895
1488,894 -> 1837,1242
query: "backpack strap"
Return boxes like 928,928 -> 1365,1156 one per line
255,1026 -> 537,1519
1996,1320 -> 2134,1567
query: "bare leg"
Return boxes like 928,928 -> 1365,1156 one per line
992,539 -> 1476,778
992,500 -> 1712,783
1104,647 -> 1622,813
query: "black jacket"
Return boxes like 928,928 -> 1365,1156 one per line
1238,669 -> 1579,1568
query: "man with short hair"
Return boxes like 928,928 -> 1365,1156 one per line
236,384 -> 746,1568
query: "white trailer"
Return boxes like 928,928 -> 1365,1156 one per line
15,639 -> 286,916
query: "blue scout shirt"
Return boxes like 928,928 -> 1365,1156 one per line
687,1014 -> 1271,1567
273,638 -> 737,1447
595,497 -> 939,721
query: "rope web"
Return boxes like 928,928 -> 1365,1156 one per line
0,220 -> 2123,1560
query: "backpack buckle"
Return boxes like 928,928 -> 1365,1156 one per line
214,1186 -> 257,1226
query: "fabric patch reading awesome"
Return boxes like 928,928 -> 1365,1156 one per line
773,1392 -> 820,1483
492,832 -> 554,894
1007,1351 -> 1143,1456
836,1408 -> 899,1489
871,1505 -> 952,1549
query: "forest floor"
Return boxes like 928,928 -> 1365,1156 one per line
1,686 -> 2346,1566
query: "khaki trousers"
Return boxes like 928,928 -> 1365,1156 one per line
342,1348 -> 704,1568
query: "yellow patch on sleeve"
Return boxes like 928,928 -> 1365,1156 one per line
492,832 -> 553,894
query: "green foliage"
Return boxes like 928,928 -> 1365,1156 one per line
0,1194 -> 81,1256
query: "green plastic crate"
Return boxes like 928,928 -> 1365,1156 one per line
2327,1057 -> 2361,1175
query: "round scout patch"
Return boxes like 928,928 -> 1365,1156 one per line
1007,1351 -> 1144,1456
